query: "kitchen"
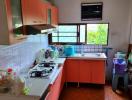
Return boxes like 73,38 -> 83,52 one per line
0,0 -> 132,100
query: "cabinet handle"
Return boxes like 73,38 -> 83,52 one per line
33,21 -> 37,23
33,21 -> 42,23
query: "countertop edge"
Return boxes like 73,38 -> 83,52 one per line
67,57 -> 107,60
59,53 -> 107,60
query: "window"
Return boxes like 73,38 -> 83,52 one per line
49,23 -> 109,45
51,25 -> 79,44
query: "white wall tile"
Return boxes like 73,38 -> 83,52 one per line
0,34 -> 48,73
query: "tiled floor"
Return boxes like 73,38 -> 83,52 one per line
59,83 -> 130,100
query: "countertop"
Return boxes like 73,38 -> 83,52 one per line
0,58 -> 66,100
24,58 -> 66,98
0,53 -> 106,99
60,53 -> 107,60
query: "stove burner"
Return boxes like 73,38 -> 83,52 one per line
41,60 -> 55,63
29,60 -> 58,78
42,69 -> 52,73
38,61 -> 56,68
49,61 -> 54,63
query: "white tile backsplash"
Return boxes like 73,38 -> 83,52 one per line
74,45 -> 103,53
0,34 -> 48,73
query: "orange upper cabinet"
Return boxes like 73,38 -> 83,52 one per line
21,0 -> 47,25
51,6 -> 58,26
91,60 -> 106,84
21,0 -> 28,25
79,60 -> 91,83
45,2 -> 58,26
0,0 -> 26,45
65,59 -> 79,82
21,0 -> 58,26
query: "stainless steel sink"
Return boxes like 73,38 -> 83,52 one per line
73,53 -> 104,58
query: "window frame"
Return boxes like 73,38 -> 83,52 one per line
48,23 -> 109,45
86,23 -> 109,45
52,24 -> 78,44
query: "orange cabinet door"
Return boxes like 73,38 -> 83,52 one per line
22,0 -> 37,25
51,6 -> 58,26
66,59 -> 79,82
79,60 -> 91,83
49,68 -> 63,100
45,91 -> 52,100
5,0 -> 13,33
38,0 -> 47,24
21,0 -> 45,25
21,0 -> 27,25
91,60 -> 106,84
60,64 -> 65,92
27,0 -> 42,25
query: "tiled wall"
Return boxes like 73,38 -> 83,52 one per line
0,34 -> 48,73
74,45 -> 103,53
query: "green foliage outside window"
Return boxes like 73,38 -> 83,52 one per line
87,24 -> 108,45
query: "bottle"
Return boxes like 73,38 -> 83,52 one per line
56,49 -> 59,59
45,49 -> 50,59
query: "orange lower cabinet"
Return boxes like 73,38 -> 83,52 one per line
66,59 -> 79,82
91,60 -> 106,84
60,65 -> 65,92
45,91 -> 52,100
79,60 -> 91,83
47,68 -> 63,100
65,59 -> 105,84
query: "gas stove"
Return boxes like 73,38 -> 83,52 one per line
29,61 -> 58,78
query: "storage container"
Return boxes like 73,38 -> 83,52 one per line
64,45 -> 75,56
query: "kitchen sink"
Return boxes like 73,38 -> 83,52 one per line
72,53 -> 106,59
80,53 -> 101,57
